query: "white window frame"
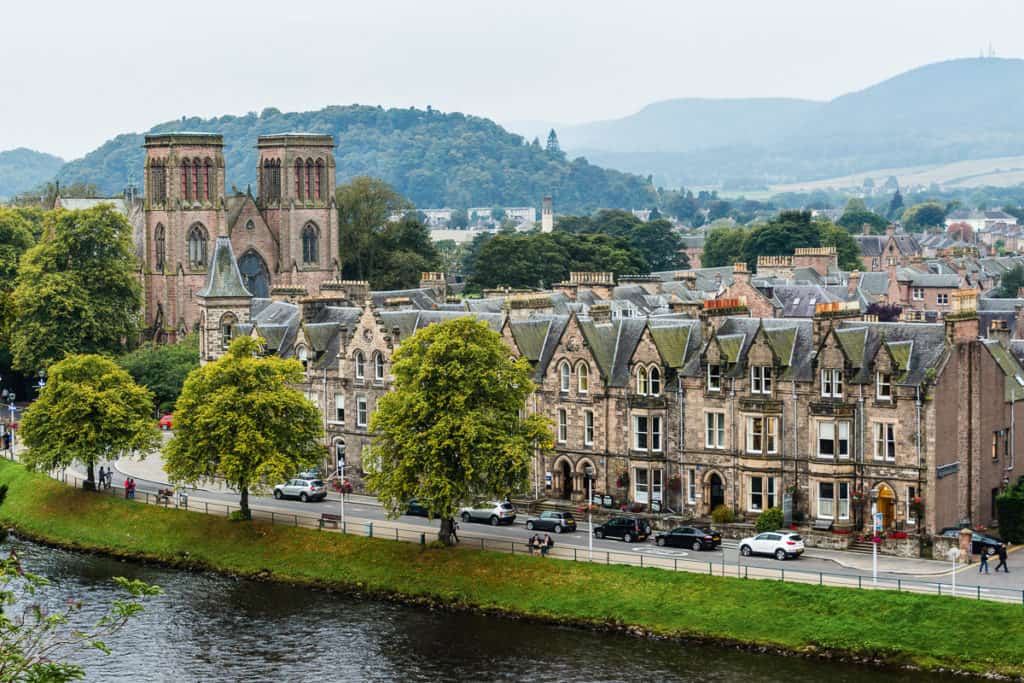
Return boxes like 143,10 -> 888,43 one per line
635,367 -> 649,396
705,411 -> 725,449
750,366 -> 772,395
838,482 -> 850,520
818,481 -> 835,519
583,410 -> 594,446
750,476 -> 764,512
816,420 -> 850,459
557,409 -> 567,444
906,485 -> 917,525
297,345 -> 309,370
937,293 -> 949,306
559,361 -> 571,393
649,366 -> 661,396
577,363 -> 589,394
373,352 -> 385,381
651,415 -> 662,452
633,415 -> 649,450
707,364 -> 722,391
634,467 -> 649,504
820,368 -> 843,398
876,372 -> 892,401
912,287 -> 924,301
874,422 -> 895,461
745,415 -> 778,454
333,394 -> 345,424
354,351 -> 365,380
356,396 -> 368,427
687,468 -> 697,504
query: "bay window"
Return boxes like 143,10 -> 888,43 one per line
838,482 -> 850,520
749,476 -> 776,512
633,415 -> 648,450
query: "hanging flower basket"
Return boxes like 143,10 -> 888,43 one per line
615,471 -> 629,488
668,474 -> 683,493
909,497 -> 924,519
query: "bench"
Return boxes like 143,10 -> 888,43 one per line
319,512 -> 342,530
811,518 -> 833,532
156,488 -> 174,505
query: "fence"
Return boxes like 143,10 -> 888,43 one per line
52,470 -> 1024,605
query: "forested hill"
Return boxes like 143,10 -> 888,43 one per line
55,106 -> 656,212
0,148 -> 64,200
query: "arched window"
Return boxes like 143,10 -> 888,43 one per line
305,159 -> 314,200
559,361 -> 571,392
191,157 -> 200,201
154,224 -> 166,271
354,350 -> 365,379
181,159 -> 191,200
302,222 -> 319,264
373,352 -> 385,381
314,158 -> 323,199
219,312 -> 237,350
295,159 -> 303,198
203,158 -> 212,201
245,220 -> 255,231
649,366 -> 661,396
297,345 -> 309,370
150,162 -> 166,203
577,363 -> 589,394
636,367 -> 649,395
187,223 -> 208,268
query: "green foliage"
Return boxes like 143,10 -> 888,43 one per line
558,209 -> 688,271
703,212 -> 857,270
701,226 -> 749,268
888,190 -> 905,219
57,106 -> 656,213
995,264 -> 1024,298
818,222 -> 864,271
995,478 -> 1024,543
449,209 -> 468,228
901,202 -> 947,232
711,505 -> 736,524
118,335 -> 200,414
837,198 -> 888,234
9,205 -> 142,373
743,211 -> 820,267
164,336 -> 324,514
468,231 -> 646,289
366,318 -> 553,543
0,147 -> 64,200
755,507 -> 785,532
0,208 -> 36,354
18,354 -> 160,486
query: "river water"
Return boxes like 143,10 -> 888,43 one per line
6,538 -> 952,682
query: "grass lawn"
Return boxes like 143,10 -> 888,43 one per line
1,460 -> 1021,677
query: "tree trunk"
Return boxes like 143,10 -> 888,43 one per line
85,462 -> 96,491
239,485 -> 250,519
439,516 -> 457,546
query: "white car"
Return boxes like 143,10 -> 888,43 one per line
459,501 -> 516,526
273,478 -> 327,502
739,531 -> 805,560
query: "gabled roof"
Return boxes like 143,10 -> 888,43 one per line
648,319 -> 697,368
197,236 -> 253,299
982,340 -> 1024,402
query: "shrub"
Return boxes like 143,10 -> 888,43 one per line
995,479 -> 1024,543
711,505 -> 735,524
227,510 -> 251,522
755,507 -> 784,532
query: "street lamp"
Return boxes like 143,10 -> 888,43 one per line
36,370 -> 46,390
584,464 -> 595,561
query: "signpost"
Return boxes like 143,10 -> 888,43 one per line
872,506 -> 883,585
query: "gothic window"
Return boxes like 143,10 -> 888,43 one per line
181,159 -> 191,200
648,366 -> 661,396
373,352 -> 385,381
635,367 -> 649,395
149,162 -> 166,203
219,312 -> 237,350
238,250 -> 270,298
315,158 -> 323,199
295,159 -> 303,198
154,224 -> 166,271
305,159 -> 314,201
302,223 -> 319,264
191,158 -> 200,201
270,160 -> 281,201
297,345 -> 309,371
203,158 -> 212,201
354,351 -> 366,379
187,223 -> 208,269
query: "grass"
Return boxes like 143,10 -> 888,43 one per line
1,460 -> 1022,677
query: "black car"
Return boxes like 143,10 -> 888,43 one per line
406,499 -> 430,517
655,526 -> 721,551
593,516 -> 651,542
526,511 -> 577,533
938,527 -> 1002,556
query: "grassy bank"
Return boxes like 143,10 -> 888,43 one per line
1,460 -> 1021,678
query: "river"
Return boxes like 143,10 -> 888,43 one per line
5,537 -> 953,682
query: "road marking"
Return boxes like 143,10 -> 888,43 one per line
633,547 -> 689,557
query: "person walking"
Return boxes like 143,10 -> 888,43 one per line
128,478 -> 136,499
541,533 -> 553,557
978,548 -> 990,574
528,533 -> 540,555
995,543 -> 1010,573
450,519 -> 460,544
124,477 -> 130,498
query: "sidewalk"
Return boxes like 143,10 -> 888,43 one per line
802,546 -> 951,576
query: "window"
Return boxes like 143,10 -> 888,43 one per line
992,429 -> 1008,461
707,364 -> 722,391
821,368 -> 843,398
912,287 -> 924,301
334,394 -> 345,423
305,159 -> 314,200
750,366 -> 772,395
635,468 -> 649,504
356,396 -> 368,427
557,409 -> 567,444
937,293 -> 949,306
577,363 -> 589,394
633,415 -> 649,450
584,410 -> 594,445
314,159 -> 323,200
649,367 -> 661,396
354,351 -> 365,379
373,352 -> 385,381
817,421 -> 850,459
874,423 -> 895,461
302,223 -> 319,264
219,313 -> 236,350
187,224 -> 208,268
636,367 -> 649,395
750,476 -> 776,511
191,157 -> 199,200
154,224 -> 166,271
203,158 -> 211,201
746,416 -> 778,454
876,372 -> 892,401
181,159 -> 191,200
245,219 -> 255,231
559,362 -> 570,392
651,416 -> 662,452
150,162 -> 166,203
818,482 -> 835,519
705,412 -> 725,449
295,159 -> 303,198
838,482 -> 850,520
906,485 -> 916,525
296,346 -> 308,370
687,468 -> 697,504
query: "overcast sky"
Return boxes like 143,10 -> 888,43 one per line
4,0 -> 1021,159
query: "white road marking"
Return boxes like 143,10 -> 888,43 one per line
633,547 -> 690,557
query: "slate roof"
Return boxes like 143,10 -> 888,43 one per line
895,268 -> 961,288
370,287 -> 441,310
771,285 -> 842,317
855,235 -> 886,257
981,340 -> 1024,402
197,237 -> 253,299
833,320 -> 947,387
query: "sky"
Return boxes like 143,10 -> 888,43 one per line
3,0 -> 1021,160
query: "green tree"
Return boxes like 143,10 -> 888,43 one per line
365,318 -> 552,544
0,208 -> 35,349
888,189 -> 905,219
449,208 -> 469,229
559,210 -> 686,271
18,354 -> 160,488
819,222 -> 864,270
164,336 -> 324,517
546,129 -> 561,155
901,202 -> 947,232
372,215 -> 442,290
742,210 -> 820,268
837,198 -> 888,234
996,264 -> 1024,298
9,205 -> 142,373
118,335 -> 200,414
701,226 -> 749,267
336,176 -> 413,281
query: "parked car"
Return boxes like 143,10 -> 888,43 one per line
273,478 -> 327,502
655,526 -> 721,550
593,516 -> 651,542
459,501 -> 516,526
158,414 -> 174,430
938,527 -> 1002,556
406,498 -> 430,517
739,531 -> 804,560
526,511 -> 577,533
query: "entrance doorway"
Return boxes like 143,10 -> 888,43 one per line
561,460 -> 572,500
876,484 -> 895,529
709,473 -> 725,511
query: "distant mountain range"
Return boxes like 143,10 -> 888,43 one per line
0,148 -> 64,200
512,58 -> 1024,190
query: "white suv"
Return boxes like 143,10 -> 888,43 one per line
459,501 -> 517,526
739,531 -> 805,560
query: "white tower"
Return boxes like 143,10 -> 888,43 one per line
541,196 -> 553,233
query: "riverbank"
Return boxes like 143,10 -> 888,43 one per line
1,461 -> 1021,679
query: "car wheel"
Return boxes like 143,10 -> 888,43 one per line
692,540 -> 702,551
554,524 -> 562,534
299,493 -> 308,502
740,545 -> 752,557
490,516 -> 499,526
623,533 -> 633,543
656,537 -> 666,547
775,548 -> 786,561
461,512 -> 471,522
273,490 -> 282,500
595,530 -> 604,539
526,521 -> 534,530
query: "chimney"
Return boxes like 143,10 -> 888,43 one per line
674,271 -> 697,290
419,271 -> 446,300
847,270 -> 861,296
886,224 -> 896,237
700,297 -> 749,337
812,301 -> 861,348
945,288 -> 980,344
732,262 -> 750,285
862,223 -> 871,236
990,319 -> 1011,348
589,303 -> 612,325
541,196 -> 554,233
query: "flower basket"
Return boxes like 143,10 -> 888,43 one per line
331,479 -> 353,494
615,471 -> 629,489
909,497 -> 924,519
832,528 -> 851,535
888,531 -> 908,540
788,524 -> 799,530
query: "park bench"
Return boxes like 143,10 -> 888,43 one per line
319,512 -> 342,530
811,518 -> 833,532
156,488 -> 174,505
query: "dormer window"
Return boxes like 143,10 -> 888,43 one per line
750,366 -> 772,395
636,367 -> 649,395
912,287 -> 924,301
559,361 -> 571,392
821,368 -> 843,399
649,367 -> 661,396
297,345 -> 309,371
707,364 -> 722,391
577,363 -> 589,394
876,372 -> 892,401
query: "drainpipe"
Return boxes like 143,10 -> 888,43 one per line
1010,394 -> 1017,475
730,376 -> 737,512
677,375 -> 684,511
915,386 -> 922,469
791,383 -> 798,497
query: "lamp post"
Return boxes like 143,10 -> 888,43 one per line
585,464 -> 595,561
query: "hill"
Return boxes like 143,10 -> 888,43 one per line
55,106 -> 656,213
543,58 -> 1024,189
0,148 -> 64,199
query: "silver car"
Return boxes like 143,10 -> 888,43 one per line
459,501 -> 516,526
273,478 -> 327,502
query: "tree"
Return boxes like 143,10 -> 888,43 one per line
336,176 -> 413,282
996,264 -> 1024,298
557,210 -> 686,271
0,550 -> 160,682
865,302 -> 902,322
819,222 -> 864,270
888,189 -> 905,219
118,335 -> 200,414
901,202 -> 947,232
372,215 -> 442,290
365,318 -> 552,544
546,129 -> 561,155
837,198 -> 888,234
18,354 -> 160,488
9,205 -> 142,373
164,336 -> 323,517
0,208 -> 35,351
742,210 -> 820,268
449,208 -> 469,229
701,226 -> 749,267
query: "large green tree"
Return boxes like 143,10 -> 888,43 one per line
819,222 -> 864,271
118,335 -> 200,415
901,202 -> 947,232
18,354 -> 160,488
365,318 -> 552,544
701,226 -> 749,268
558,209 -> 687,271
0,208 -> 36,366
9,205 -> 141,373
742,210 -> 821,267
164,336 -> 323,517
996,265 -> 1024,298
837,198 -> 888,234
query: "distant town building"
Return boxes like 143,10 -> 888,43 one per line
541,196 -> 553,233
945,209 -> 1018,233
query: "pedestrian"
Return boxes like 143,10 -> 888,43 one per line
995,543 -> 1010,573
98,466 -> 105,489
450,519 -> 459,544
124,477 -> 130,498
541,533 -> 553,557
528,533 -> 540,554
978,548 -> 990,574
128,478 -> 136,499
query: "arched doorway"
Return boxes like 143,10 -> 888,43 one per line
876,483 -> 896,530
238,250 -> 270,298
708,473 -> 725,511
561,460 -> 573,500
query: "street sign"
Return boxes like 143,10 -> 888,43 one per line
873,512 -> 884,534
